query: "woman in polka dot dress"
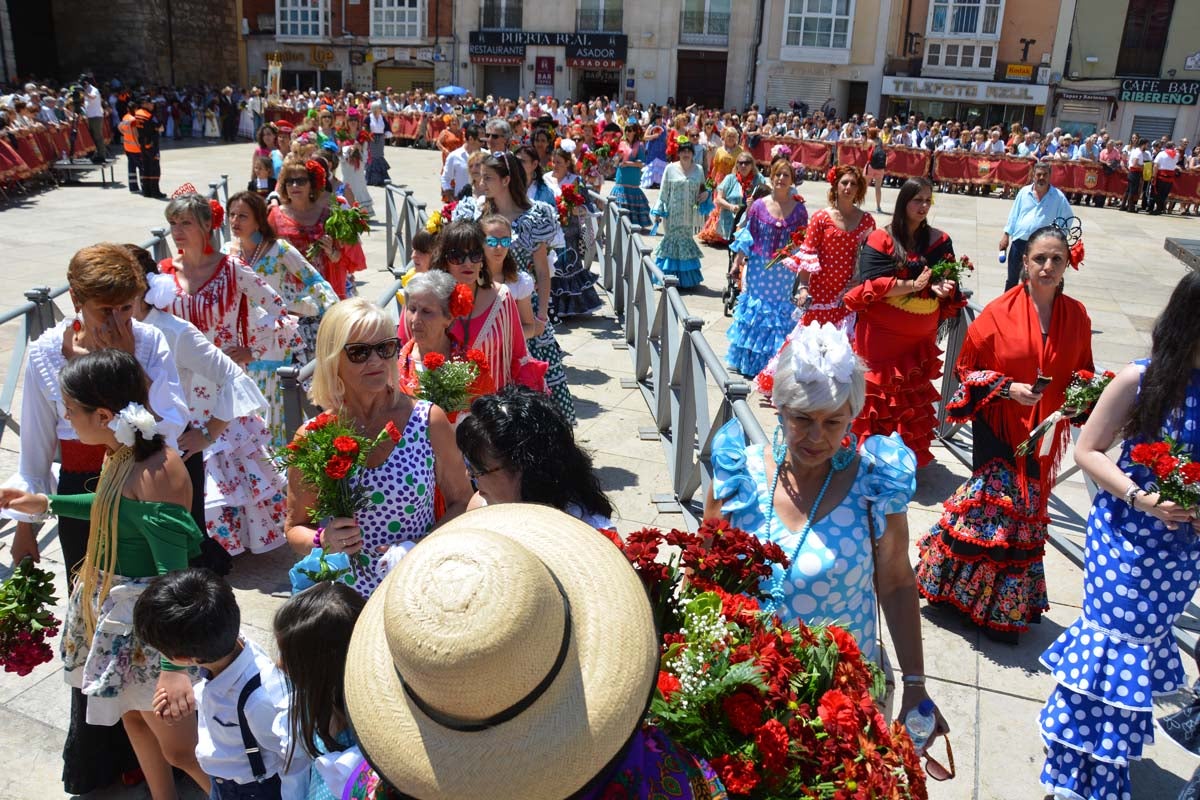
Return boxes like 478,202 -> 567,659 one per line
1039,273 -> 1200,800
284,299 -> 474,599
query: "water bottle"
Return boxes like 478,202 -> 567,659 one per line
997,248 -> 1007,264
905,698 -> 937,753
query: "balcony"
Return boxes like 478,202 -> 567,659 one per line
679,10 -> 729,46
479,2 -> 522,30
576,7 -> 623,33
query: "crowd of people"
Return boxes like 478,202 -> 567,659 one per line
0,80 -> 1198,800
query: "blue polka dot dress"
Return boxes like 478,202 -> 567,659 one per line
710,419 -> 917,660
1039,361 -> 1200,800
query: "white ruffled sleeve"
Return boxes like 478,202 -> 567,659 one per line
278,241 -> 338,317
234,263 -> 302,361
507,271 -> 535,301
169,314 -> 268,420
2,352 -> 60,519
136,322 -> 188,451
859,433 -> 917,535
313,746 -> 367,798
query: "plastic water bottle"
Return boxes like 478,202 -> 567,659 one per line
997,248 -> 1007,264
905,698 -> 937,753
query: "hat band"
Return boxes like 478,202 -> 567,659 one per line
396,585 -> 572,733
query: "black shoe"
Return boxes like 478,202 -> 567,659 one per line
983,626 -> 1021,645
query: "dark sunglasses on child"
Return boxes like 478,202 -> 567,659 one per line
343,338 -> 401,364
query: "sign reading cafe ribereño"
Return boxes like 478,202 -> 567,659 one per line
1119,78 -> 1200,105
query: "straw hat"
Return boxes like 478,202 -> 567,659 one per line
344,504 -> 656,800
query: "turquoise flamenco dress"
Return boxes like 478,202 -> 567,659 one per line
725,198 -> 809,377
608,142 -> 652,228
1039,362 -> 1200,800
651,162 -> 707,289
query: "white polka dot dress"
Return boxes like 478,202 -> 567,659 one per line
1039,362 -> 1200,800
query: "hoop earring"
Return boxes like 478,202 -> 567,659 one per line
477,272 -> 486,286
772,424 -> 787,464
832,432 -> 857,471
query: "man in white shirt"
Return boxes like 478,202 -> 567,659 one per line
1122,137 -> 1145,213
1150,139 -> 1180,215
80,75 -> 107,162
442,122 -> 482,202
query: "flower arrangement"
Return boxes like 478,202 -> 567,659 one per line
275,413 -> 400,584
1130,438 -> 1200,510
0,558 -> 60,676
1016,369 -> 1117,456
926,254 -> 974,285
415,350 -> 492,421
765,227 -> 807,270
556,182 -> 587,227
608,521 -> 926,799
307,203 -> 370,263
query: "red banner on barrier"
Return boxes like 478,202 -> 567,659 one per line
836,142 -> 869,170
750,137 -> 832,170
885,146 -> 931,179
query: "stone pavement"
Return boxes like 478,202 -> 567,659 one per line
0,139 -> 1196,798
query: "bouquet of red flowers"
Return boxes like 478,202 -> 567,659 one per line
0,558 -> 59,676
306,204 -> 371,263
1016,369 -> 1117,456
415,349 -> 492,421
556,182 -> 587,227
276,412 -> 400,583
1131,437 -> 1200,510
608,521 -> 926,799
765,227 -> 807,270
927,254 -> 974,285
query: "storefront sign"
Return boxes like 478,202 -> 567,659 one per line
882,77 -> 1049,105
1005,63 -> 1034,81
470,53 -> 525,65
372,47 -> 391,62
266,50 -> 306,64
1056,90 -> 1117,102
535,56 -> 555,88
469,31 -> 627,68
417,48 -> 435,62
350,50 -> 366,66
1119,78 -> 1200,105
310,46 -> 335,68
581,69 -> 620,82
565,41 -> 625,69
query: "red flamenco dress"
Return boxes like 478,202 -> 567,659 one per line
268,202 -> 366,300
915,285 -> 1093,635
843,226 -> 964,467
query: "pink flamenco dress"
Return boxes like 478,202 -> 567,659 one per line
157,254 -> 302,555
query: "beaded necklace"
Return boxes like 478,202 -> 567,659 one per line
763,458 -> 835,615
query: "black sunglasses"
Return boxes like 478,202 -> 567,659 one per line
445,250 -> 484,265
343,338 -> 401,364
465,459 -> 505,482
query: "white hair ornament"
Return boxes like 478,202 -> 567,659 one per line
559,138 -> 577,154
144,272 -> 178,310
108,402 -> 158,447
790,322 -> 856,385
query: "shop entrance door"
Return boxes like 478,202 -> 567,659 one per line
676,50 -> 727,108
482,67 -> 521,101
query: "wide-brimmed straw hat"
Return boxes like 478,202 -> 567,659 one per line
344,504 -> 656,800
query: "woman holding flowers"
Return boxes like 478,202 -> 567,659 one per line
651,136 -> 709,290
548,144 -> 603,319
725,156 -> 809,377
843,177 -> 964,468
285,298 -> 472,599
705,322 -> 948,736
916,226 -> 1094,644
1039,271 -> 1200,800
160,190 -> 298,556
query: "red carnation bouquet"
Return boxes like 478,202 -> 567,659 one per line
1016,369 -> 1117,456
556,182 -> 587,227
765,227 -> 807,271
0,558 -> 59,677
927,254 -> 974,285
1130,438 -> 1200,510
275,412 -> 401,583
415,349 -> 493,421
608,521 -> 926,799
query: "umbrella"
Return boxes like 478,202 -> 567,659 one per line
435,85 -> 468,97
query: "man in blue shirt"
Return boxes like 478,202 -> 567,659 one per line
998,162 -> 1073,290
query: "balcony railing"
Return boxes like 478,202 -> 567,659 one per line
479,2 -> 522,30
576,7 -> 623,32
679,10 -> 729,46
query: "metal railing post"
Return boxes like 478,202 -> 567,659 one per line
24,288 -> 55,340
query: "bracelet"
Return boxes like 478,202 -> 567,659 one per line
313,526 -> 325,548
901,674 -> 926,686
1123,483 -> 1141,507
160,657 -> 186,672
999,382 -> 1011,399
198,423 -> 213,444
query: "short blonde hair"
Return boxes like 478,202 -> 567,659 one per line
309,298 -> 398,411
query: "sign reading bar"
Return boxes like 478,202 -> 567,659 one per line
1005,63 -> 1034,81
882,76 -> 1049,105
1119,78 -> 1200,105
535,56 -> 555,88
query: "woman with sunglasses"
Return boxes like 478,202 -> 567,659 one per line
285,298 -> 472,599
269,154 -> 359,299
699,150 -> 764,247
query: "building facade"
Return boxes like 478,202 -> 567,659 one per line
453,0 -> 760,108
1052,0 -> 1199,143
752,0 -> 893,119
877,0 -> 1072,128
240,0 -> 454,94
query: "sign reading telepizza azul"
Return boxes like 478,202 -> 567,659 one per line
468,31 -> 628,68
1118,79 -> 1200,105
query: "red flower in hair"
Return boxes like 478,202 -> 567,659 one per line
1069,240 -> 1085,270
449,283 -> 475,318
422,352 -> 446,371
305,159 -> 327,192
208,199 -> 224,231
826,166 -> 839,185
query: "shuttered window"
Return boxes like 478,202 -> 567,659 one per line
765,74 -> 833,114
1130,115 -> 1175,141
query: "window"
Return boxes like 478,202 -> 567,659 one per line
944,43 -> 959,67
372,0 -> 424,39
927,0 -> 1002,37
784,0 -> 853,49
578,0 -> 622,32
681,0 -> 730,44
978,45 -> 993,69
277,0 -> 328,39
1116,0 -> 1174,77
481,0 -> 522,29
927,43 -> 941,66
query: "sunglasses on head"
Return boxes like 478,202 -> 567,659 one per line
445,250 -> 484,265
342,338 -> 401,364
485,235 -> 512,248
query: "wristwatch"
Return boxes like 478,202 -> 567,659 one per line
199,424 -> 213,444
999,381 -> 1012,400
1123,482 -> 1141,507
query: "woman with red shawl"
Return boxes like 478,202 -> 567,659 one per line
843,177 -> 964,467
916,225 -> 1093,643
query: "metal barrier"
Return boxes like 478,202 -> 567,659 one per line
382,182 -> 427,271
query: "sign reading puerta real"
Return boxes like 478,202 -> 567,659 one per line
468,31 -> 628,71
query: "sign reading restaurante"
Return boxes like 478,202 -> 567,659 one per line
468,31 -> 628,68
1118,78 -> 1200,105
